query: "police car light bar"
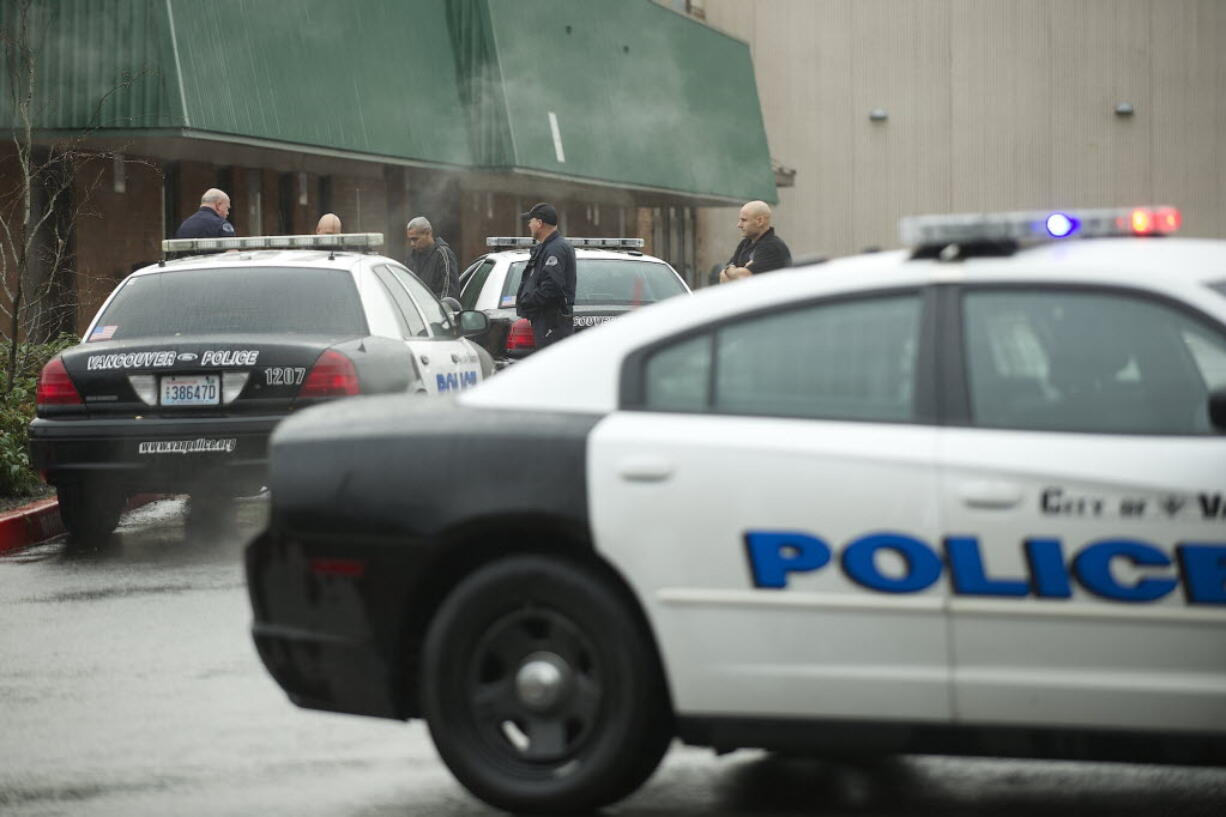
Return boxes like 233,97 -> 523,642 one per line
161,233 -> 384,254
899,206 -> 1181,247
485,236 -> 645,250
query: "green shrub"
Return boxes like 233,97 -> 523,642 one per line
0,334 -> 79,497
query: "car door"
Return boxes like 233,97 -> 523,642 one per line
939,283 -> 1226,733
588,290 -> 953,722
388,264 -> 484,393
459,257 -> 496,311
372,265 -> 481,395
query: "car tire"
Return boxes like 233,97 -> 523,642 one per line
421,554 -> 673,815
57,481 -> 125,544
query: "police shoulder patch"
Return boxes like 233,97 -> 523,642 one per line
545,255 -> 559,267
222,222 -> 235,235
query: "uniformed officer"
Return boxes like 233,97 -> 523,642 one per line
175,188 -> 236,239
516,202 -> 576,349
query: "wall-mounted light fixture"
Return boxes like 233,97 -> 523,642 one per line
113,155 -> 126,194
1115,102 -> 1135,117
869,108 -> 888,122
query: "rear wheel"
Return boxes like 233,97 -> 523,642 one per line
57,481 -> 125,544
421,554 -> 673,814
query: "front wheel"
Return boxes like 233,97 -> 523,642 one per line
421,554 -> 673,814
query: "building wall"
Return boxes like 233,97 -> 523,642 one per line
73,156 -> 164,329
1,143 -> 681,334
698,0 -> 1226,268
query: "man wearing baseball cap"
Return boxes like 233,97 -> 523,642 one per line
515,202 -> 577,349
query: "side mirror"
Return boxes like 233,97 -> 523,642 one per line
458,309 -> 490,338
1210,388 -> 1226,432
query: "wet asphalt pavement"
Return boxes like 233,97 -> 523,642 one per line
1,497 -> 1225,817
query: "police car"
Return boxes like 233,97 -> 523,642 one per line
246,207 -> 1226,814
458,237 -> 690,366
30,233 -> 491,542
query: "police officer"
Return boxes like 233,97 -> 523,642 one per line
175,188 -> 236,238
516,202 -> 576,349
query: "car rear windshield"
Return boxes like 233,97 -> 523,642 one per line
503,258 -> 687,306
94,267 -> 368,339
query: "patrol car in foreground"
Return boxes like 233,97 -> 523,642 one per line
246,206 -> 1226,814
458,236 -> 690,366
30,233 -> 491,542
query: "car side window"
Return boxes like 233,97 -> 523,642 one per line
643,294 -> 922,421
372,265 -> 428,338
644,334 -> 712,411
390,265 -> 454,337
461,259 -> 496,311
963,289 -> 1226,434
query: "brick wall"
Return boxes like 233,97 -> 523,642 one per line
330,175 -> 388,236
73,156 -> 164,331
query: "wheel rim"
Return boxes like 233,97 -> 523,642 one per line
465,606 -> 603,766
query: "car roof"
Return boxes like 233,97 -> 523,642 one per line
885,237 -> 1226,287
462,236 -> 1226,415
483,248 -> 671,264
131,249 -> 387,277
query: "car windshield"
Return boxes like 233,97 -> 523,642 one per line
94,267 -> 367,339
502,258 -> 687,306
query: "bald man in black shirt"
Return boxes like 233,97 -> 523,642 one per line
721,200 -> 791,283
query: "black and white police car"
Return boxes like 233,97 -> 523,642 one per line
246,206 -> 1226,814
458,236 -> 690,366
30,233 -> 491,541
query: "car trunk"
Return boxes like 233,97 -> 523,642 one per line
59,335 -> 348,418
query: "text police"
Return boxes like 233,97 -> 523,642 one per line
745,530 -> 1226,605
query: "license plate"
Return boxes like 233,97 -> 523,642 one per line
160,375 -> 220,406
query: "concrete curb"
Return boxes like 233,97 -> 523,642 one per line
0,494 -> 160,554
0,498 -> 63,554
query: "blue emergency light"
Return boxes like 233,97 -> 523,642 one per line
901,206 -> 1182,247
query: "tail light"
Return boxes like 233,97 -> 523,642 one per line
36,357 -> 83,405
505,318 -> 536,352
299,350 -> 359,398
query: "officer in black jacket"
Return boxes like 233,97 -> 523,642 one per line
175,188 -> 236,239
516,202 -> 576,349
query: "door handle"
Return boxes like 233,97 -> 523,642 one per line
958,481 -> 1023,510
616,456 -> 675,483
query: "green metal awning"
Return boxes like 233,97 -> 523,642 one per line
454,0 -> 778,203
3,0 -> 776,203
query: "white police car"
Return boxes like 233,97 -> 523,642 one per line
246,206 -> 1226,814
31,233 -> 491,541
457,237 -> 690,366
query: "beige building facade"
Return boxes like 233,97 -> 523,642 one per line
694,0 -> 1226,275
